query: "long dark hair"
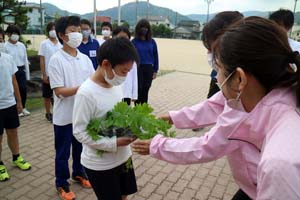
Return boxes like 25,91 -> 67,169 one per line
135,19 -> 152,40
213,16 -> 300,104
202,11 -> 243,51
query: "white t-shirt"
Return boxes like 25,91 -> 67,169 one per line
0,53 -> 18,109
122,62 -> 138,100
48,49 -> 95,126
38,39 -> 62,76
289,38 -> 300,52
97,38 -> 106,46
73,78 -> 131,170
4,41 -> 30,80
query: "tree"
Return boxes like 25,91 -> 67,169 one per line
0,0 -> 31,31
151,24 -> 172,38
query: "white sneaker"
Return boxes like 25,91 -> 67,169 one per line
22,108 -> 31,116
18,112 -> 25,117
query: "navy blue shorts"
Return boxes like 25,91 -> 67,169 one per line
0,105 -> 20,135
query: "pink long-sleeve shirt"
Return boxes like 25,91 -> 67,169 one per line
150,87 -> 300,200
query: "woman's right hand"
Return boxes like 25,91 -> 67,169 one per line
159,114 -> 173,124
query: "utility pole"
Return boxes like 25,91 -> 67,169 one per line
204,0 -> 214,23
291,0 -> 298,37
40,0 -> 43,34
118,0 -> 121,25
136,0 -> 138,25
147,0 -> 150,19
94,0 -> 97,36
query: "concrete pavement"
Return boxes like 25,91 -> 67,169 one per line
0,71 -> 238,200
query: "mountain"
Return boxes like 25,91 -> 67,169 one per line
81,1 -> 191,26
187,11 -> 270,23
28,1 -> 190,26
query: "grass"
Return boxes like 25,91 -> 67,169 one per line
26,97 -> 43,111
27,49 -> 38,57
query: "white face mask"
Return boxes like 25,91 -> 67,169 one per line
82,30 -> 91,39
66,32 -> 82,48
104,69 -> 126,86
102,30 -> 111,37
10,34 -> 19,42
217,71 -> 245,111
207,53 -> 217,71
49,30 -> 57,38
0,43 -> 5,53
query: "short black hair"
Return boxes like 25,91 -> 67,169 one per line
101,22 -> 112,30
6,25 -> 21,35
46,22 -> 55,34
97,37 -> 139,68
112,26 -> 131,39
80,19 -> 91,28
0,27 -> 5,40
135,19 -> 152,40
55,15 -> 81,44
269,9 -> 294,30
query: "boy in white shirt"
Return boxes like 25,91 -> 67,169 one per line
73,37 -> 139,200
38,22 -> 62,123
5,25 -> 30,117
98,22 -> 112,46
48,16 -> 94,200
0,28 -> 31,182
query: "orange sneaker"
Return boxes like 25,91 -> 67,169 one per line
72,174 -> 92,188
57,186 -> 76,200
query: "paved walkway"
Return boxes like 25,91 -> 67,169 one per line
0,71 -> 238,200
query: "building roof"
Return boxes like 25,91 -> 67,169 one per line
25,3 -> 44,10
147,16 -> 170,22
92,16 -> 111,23
178,20 -> 200,27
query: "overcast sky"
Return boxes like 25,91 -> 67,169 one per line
28,0 -> 297,15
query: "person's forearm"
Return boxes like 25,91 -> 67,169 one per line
53,86 -> 79,98
40,56 -> 46,76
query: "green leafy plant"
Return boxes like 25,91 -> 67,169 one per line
86,102 -> 175,156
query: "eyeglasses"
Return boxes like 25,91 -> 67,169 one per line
216,71 -> 235,90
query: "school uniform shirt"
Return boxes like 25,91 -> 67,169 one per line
131,38 -> 159,72
97,38 -> 106,46
38,39 -> 62,76
78,37 -> 100,70
48,49 -> 95,126
0,52 -> 18,109
73,78 -> 132,170
288,38 -> 300,52
4,41 -> 30,80
122,62 -> 138,100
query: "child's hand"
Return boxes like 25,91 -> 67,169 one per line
131,139 -> 152,155
117,137 -> 136,147
159,114 -> 173,124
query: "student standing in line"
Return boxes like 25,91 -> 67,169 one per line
48,16 -> 94,200
38,22 -> 62,123
98,22 -> 112,46
269,9 -> 300,51
78,19 -> 100,70
112,26 -> 138,105
0,28 -> 31,182
73,37 -> 139,200
4,25 -> 30,117
133,17 -> 300,199
132,19 -> 159,105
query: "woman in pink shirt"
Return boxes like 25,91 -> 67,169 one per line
133,17 -> 300,200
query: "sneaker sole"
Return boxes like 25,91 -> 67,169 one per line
0,177 -> 9,182
13,164 -> 31,171
57,190 -> 76,200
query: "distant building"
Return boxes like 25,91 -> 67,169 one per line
291,25 -> 300,41
92,16 -> 111,24
25,3 -> 45,34
172,20 -> 201,40
145,16 -> 174,29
